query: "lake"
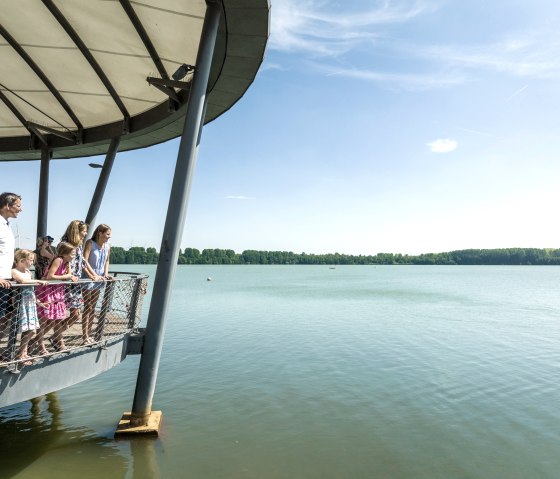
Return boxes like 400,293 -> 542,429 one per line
1,265 -> 559,478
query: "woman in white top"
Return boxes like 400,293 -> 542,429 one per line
82,224 -> 111,345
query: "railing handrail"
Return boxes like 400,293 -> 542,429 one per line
109,271 -> 149,277
5,272 -> 149,288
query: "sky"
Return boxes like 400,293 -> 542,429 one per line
4,0 -> 560,255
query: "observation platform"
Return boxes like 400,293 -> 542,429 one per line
0,0 -> 269,428
0,273 -> 148,408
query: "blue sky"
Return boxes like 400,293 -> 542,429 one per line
4,0 -> 560,255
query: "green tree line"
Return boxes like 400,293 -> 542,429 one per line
109,246 -> 560,265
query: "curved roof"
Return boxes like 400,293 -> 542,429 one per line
0,0 -> 270,161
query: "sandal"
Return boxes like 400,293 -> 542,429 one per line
48,337 -> 66,352
17,357 -> 34,366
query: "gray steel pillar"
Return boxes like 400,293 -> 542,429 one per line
37,148 -> 51,238
129,0 -> 221,425
85,136 -> 120,232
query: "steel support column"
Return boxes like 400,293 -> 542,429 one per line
37,148 -> 51,238
85,136 -> 120,231
129,1 -> 221,426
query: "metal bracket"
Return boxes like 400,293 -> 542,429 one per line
167,97 -> 178,112
126,329 -> 146,355
122,116 -> 130,135
26,124 -> 48,146
28,134 -> 37,150
150,82 -> 180,102
6,364 -> 21,375
28,122 -> 76,142
147,76 -> 192,91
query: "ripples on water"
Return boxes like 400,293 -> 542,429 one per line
1,265 -> 560,478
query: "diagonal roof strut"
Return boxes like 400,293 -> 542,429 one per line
41,0 -> 131,130
0,23 -> 83,132
119,0 -> 168,79
0,89 -> 47,145
119,0 -> 180,103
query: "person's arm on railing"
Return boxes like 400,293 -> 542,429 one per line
104,245 -> 112,280
11,268 -> 47,285
47,258 -> 78,282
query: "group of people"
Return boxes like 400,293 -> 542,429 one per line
0,192 -> 112,366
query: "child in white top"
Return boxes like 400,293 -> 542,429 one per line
11,249 -> 47,365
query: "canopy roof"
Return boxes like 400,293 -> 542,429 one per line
0,0 -> 269,161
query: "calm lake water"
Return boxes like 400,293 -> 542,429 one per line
1,265 -> 559,478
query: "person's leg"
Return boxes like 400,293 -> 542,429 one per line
17,330 -> 33,361
53,315 -> 71,349
65,306 -> 81,328
35,318 -> 53,354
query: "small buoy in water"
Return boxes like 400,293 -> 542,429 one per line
207,277 -> 212,281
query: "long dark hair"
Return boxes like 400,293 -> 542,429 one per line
92,224 -> 111,243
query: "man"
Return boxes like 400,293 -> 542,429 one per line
0,192 -> 22,341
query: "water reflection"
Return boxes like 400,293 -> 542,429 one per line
124,436 -> 160,479
0,394 -> 161,479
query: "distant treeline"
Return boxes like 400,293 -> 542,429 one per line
110,246 -> 560,265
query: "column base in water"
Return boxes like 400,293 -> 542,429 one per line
114,411 -> 162,437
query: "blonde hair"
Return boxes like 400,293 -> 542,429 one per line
62,220 -> 88,246
56,241 -> 76,257
13,249 -> 35,267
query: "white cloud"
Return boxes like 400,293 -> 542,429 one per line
267,2 -> 560,90
225,195 -> 255,200
505,84 -> 528,102
323,67 -> 465,90
418,30 -> 560,80
427,139 -> 457,153
456,127 -> 497,138
269,0 -> 431,56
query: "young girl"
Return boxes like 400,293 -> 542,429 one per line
35,242 -> 78,353
83,224 -> 112,344
60,220 -> 102,344
11,250 -> 47,365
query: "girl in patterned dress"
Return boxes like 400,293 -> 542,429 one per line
35,242 -> 78,352
11,250 -> 47,364
60,221 -> 102,344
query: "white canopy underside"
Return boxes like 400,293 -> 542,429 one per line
0,0 -> 269,160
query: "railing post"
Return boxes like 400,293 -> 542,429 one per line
127,277 -> 142,329
94,280 -> 115,342
126,1 -> 221,430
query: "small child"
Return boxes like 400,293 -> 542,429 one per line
35,242 -> 78,353
11,250 -> 47,365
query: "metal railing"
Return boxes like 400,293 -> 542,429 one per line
0,272 -> 148,373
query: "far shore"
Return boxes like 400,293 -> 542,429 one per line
104,246 -> 560,266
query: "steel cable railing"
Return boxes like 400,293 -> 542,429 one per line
0,273 -> 148,373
